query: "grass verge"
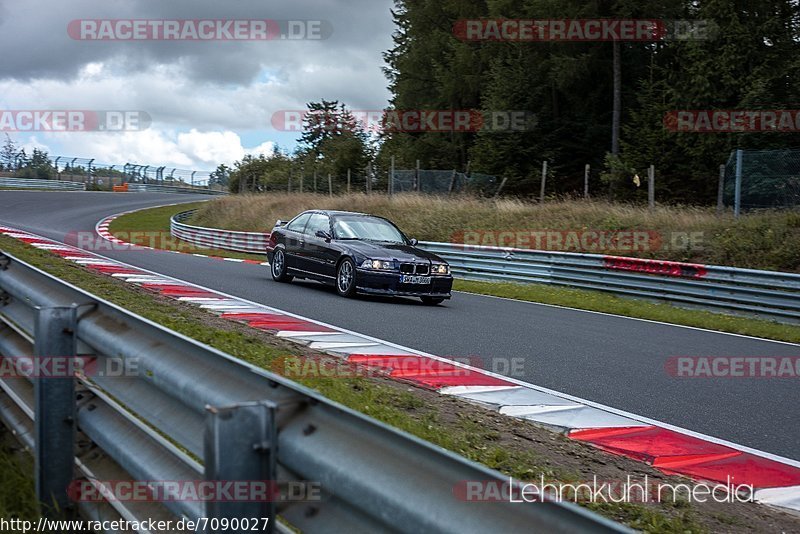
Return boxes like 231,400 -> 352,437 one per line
189,193 -> 800,273
107,202 -> 266,262
0,431 -> 38,522
1,233 -> 799,532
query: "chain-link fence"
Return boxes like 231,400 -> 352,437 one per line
389,169 -> 503,196
723,149 -> 800,212
256,167 -> 503,197
0,155 -> 223,191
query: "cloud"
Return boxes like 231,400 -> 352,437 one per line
38,128 -> 275,169
177,129 -> 275,166
0,0 -> 395,85
0,0 -> 395,168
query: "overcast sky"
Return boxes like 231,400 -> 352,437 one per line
0,0 -> 395,170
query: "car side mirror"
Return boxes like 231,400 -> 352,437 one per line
315,230 -> 332,242
409,238 -> 418,246
275,219 -> 287,227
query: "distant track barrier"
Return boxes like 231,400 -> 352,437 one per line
127,183 -> 227,195
169,210 -> 800,323
0,177 -> 86,191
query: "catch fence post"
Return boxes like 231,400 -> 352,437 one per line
389,156 -> 395,197
734,149 -> 743,218
584,164 -> 590,199
539,160 -> 547,202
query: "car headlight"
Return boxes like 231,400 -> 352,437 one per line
432,264 -> 450,275
360,259 -> 394,270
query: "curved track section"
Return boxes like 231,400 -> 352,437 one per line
0,191 -> 798,460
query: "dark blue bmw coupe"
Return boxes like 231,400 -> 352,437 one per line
266,210 -> 453,304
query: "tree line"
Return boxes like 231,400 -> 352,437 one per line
230,1 -> 800,204
379,0 -> 800,203
1,135 -> 56,179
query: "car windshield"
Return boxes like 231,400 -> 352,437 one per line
332,216 -> 406,243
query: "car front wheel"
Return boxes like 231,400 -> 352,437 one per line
336,258 -> 357,297
270,248 -> 293,282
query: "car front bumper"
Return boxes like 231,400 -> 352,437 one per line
355,269 -> 453,298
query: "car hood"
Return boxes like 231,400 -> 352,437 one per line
340,240 -> 446,263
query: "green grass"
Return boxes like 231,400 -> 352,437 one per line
189,193 -> 800,273
0,234 -> 718,532
454,280 -> 800,343
107,202 -> 266,261
0,434 -> 38,522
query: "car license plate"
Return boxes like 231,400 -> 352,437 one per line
400,275 -> 431,284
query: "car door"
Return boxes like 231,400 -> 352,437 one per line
300,213 -> 337,279
282,213 -> 311,269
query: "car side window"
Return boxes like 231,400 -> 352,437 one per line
305,213 -> 331,236
286,213 -> 311,233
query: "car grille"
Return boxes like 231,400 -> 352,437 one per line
400,263 -> 430,275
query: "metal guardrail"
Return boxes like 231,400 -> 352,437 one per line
171,211 -> 270,253
419,242 -> 800,322
127,184 -> 227,195
0,250 -> 622,533
170,210 -> 800,323
0,177 -> 86,191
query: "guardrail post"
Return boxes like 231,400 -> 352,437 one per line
204,401 -> 277,534
34,305 -> 78,518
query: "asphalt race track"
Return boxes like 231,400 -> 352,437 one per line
1,191 -> 798,459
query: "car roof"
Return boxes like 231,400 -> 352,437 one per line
302,210 -> 371,217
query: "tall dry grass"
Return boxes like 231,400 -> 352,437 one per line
190,193 -> 800,272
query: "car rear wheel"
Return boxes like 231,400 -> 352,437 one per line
421,297 -> 445,305
336,258 -> 357,297
270,248 -> 293,282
